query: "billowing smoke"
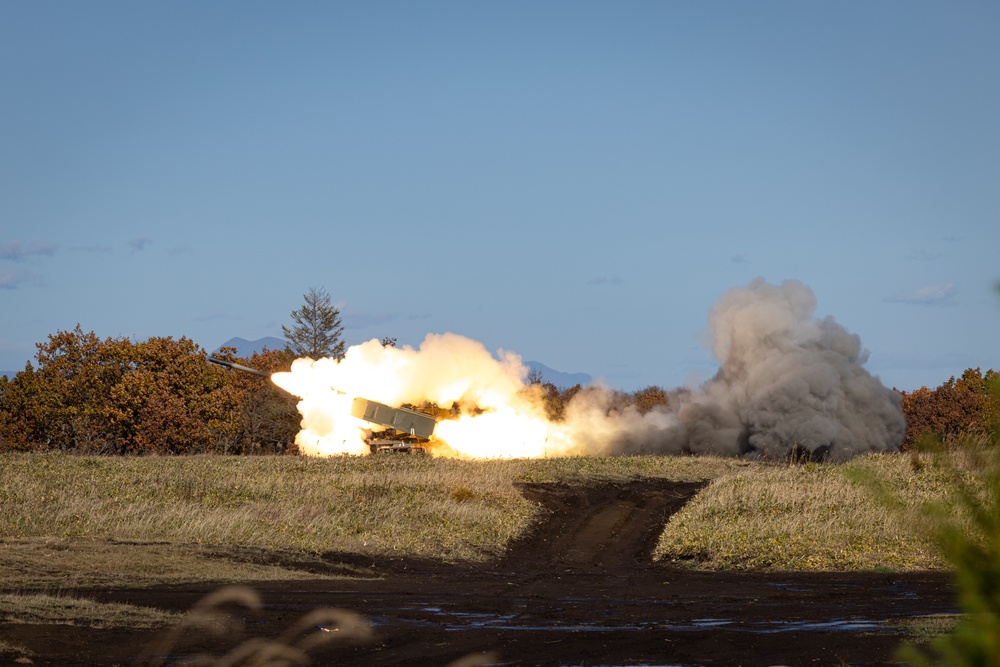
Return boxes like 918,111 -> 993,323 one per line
572,278 -> 905,460
273,279 -> 904,461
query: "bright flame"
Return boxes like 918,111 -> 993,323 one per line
435,403 -> 576,459
270,279 -> 906,461
272,280 -> 906,460
271,333 -> 573,458
271,368 -> 370,456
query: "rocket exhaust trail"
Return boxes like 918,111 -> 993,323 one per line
273,279 -> 904,461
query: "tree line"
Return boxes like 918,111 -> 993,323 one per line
0,325 -> 300,454
0,286 -> 348,455
0,314 -> 995,455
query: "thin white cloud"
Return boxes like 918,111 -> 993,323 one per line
0,270 -> 21,289
0,269 -> 41,289
343,310 -> 401,330
0,240 -> 56,261
907,248 -> 942,261
168,243 -> 194,256
129,237 -> 153,252
885,283 -> 957,305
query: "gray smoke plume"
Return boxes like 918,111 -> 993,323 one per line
569,278 -> 905,461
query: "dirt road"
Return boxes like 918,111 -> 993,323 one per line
3,479 -> 955,666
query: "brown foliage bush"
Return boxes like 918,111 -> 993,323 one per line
898,367 -> 999,449
632,385 -> 669,414
540,382 -> 582,421
0,326 -> 298,455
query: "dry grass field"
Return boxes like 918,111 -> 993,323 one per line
0,453 -> 741,588
1,448 -> 968,594
655,452 -> 961,570
1,450 -> 963,588
0,448 -> 985,664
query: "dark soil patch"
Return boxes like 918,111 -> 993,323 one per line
2,479 -> 955,666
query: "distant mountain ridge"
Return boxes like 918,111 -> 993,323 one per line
215,337 -> 591,390
214,336 -> 288,357
524,361 -> 592,389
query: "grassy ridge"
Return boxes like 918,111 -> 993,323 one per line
1,454 -> 535,564
0,453 -> 739,588
0,592 -> 180,628
0,451 -> 959,591
657,439 -> 1000,571
654,454 -> 951,570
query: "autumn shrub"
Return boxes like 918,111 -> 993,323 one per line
632,385 -> 669,414
539,382 -> 583,421
0,327 -> 298,455
898,368 -> 998,449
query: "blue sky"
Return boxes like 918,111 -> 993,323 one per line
2,1 -> 997,392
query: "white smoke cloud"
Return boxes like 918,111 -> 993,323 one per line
571,278 -> 905,461
276,279 -> 904,461
273,334 -> 534,456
